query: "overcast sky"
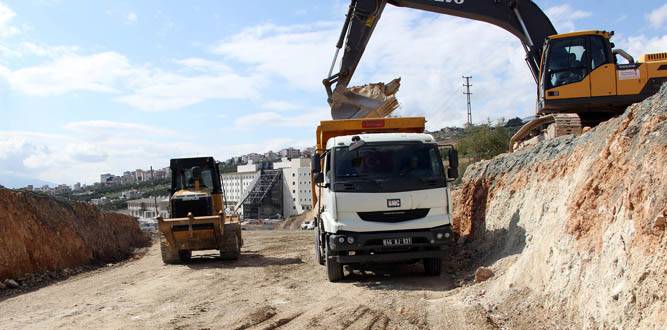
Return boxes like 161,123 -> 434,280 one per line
2,0 -> 667,186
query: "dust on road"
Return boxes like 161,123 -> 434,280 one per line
0,230 -> 503,330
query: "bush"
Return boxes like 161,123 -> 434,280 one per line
457,123 -> 511,162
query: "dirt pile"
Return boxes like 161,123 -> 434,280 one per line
279,208 -> 316,230
0,189 -> 149,281
453,86 -> 667,328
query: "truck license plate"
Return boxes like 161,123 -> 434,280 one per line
383,237 -> 412,246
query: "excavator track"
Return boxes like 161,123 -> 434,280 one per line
510,114 -> 582,152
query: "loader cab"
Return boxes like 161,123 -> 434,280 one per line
169,157 -> 223,218
538,31 -> 618,115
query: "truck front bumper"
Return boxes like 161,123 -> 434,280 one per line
327,225 -> 454,264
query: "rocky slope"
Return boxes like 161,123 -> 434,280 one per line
0,189 -> 149,281
453,87 -> 667,328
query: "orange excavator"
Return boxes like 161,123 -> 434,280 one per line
324,0 -> 667,150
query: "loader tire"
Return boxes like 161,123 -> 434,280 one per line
178,250 -> 192,262
219,225 -> 241,261
159,233 -> 180,264
423,258 -> 442,276
325,240 -> 343,282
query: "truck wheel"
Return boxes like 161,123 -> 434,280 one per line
423,258 -> 442,276
178,250 -> 192,262
325,240 -> 343,282
314,227 -> 324,265
159,234 -> 180,264
220,227 -> 241,261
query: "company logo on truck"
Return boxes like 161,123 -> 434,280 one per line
387,199 -> 401,208
433,0 -> 465,4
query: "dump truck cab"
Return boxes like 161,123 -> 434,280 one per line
158,157 -> 242,264
311,118 -> 459,282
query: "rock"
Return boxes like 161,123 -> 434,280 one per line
475,267 -> 494,283
582,126 -> 592,133
453,85 -> 667,327
4,279 -> 19,289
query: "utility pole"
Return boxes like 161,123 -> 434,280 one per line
463,76 -> 473,126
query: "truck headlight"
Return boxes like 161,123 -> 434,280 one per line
347,236 -> 355,244
436,233 -> 444,240
338,236 -> 346,244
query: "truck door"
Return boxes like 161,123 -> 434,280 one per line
589,36 -> 617,97
543,37 -> 591,100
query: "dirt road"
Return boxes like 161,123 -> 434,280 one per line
0,230 -> 531,329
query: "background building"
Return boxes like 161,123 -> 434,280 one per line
220,161 -> 262,211
274,157 -> 312,217
127,196 -> 169,219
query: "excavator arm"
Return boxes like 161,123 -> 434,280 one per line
325,0 -> 557,119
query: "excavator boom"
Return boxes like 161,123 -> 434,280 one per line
325,0 -> 556,120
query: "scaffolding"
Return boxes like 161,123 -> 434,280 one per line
242,169 -> 282,219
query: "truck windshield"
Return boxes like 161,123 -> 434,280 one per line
333,142 -> 446,192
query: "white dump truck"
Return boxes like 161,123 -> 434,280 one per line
311,117 -> 459,282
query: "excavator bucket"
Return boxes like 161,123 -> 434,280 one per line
330,78 -> 401,120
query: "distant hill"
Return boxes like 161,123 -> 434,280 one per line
427,127 -> 465,144
0,174 -> 55,189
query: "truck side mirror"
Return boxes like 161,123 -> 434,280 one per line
447,168 -> 459,180
448,148 -> 459,169
311,154 -> 321,174
314,172 -> 325,184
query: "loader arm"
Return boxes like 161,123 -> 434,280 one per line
325,0 -> 557,119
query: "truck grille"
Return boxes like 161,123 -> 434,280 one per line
357,208 -> 430,223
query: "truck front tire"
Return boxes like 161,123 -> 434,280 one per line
423,257 -> 442,276
325,239 -> 344,282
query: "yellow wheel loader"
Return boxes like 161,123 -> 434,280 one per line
158,157 -> 242,264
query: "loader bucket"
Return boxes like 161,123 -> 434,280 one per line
330,78 -> 401,120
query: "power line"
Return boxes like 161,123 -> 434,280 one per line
463,76 -> 472,126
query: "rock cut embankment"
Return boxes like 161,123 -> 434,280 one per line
453,87 -> 667,328
0,189 -> 149,281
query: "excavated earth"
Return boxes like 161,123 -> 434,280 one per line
454,86 -> 667,328
0,189 -> 150,282
0,88 -> 666,329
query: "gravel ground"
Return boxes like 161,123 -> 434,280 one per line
0,230 -> 526,330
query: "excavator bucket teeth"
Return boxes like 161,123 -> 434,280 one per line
330,78 -> 401,120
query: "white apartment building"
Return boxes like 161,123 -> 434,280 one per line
127,196 -> 169,219
279,147 -> 301,159
221,161 -> 262,210
274,157 -> 313,217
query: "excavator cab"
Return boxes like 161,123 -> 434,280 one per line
157,157 -> 242,264
539,30 -> 667,121
539,31 -> 617,117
